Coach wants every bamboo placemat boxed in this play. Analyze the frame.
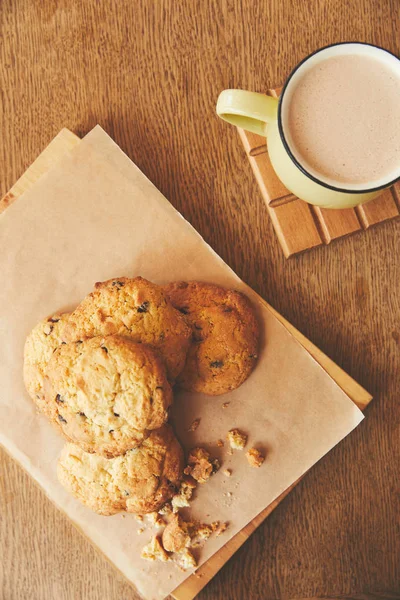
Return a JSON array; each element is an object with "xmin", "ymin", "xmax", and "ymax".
[{"xmin": 238, "ymin": 87, "xmax": 400, "ymax": 258}]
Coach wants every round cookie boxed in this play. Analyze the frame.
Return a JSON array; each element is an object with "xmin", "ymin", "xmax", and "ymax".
[
  {"xmin": 23, "ymin": 312, "xmax": 71, "ymax": 415},
  {"xmin": 44, "ymin": 335, "xmax": 173, "ymax": 457},
  {"xmin": 164, "ymin": 281, "xmax": 259, "ymax": 395},
  {"xmin": 57, "ymin": 425, "xmax": 184, "ymax": 515},
  {"xmin": 60, "ymin": 277, "xmax": 191, "ymax": 381}
]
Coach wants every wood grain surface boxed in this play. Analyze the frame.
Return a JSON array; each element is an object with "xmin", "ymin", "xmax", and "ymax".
[{"xmin": 0, "ymin": 1, "xmax": 399, "ymax": 599}]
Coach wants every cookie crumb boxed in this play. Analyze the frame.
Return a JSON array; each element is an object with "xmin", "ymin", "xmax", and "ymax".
[
  {"xmin": 223, "ymin": 468, "xmax": 232, "ymax": 477},
  {"xmin": 171, "ymin": 477, "xmax": 197, "ymax": 512},
  {"xmin": 222, "ymin": 402, "xmax": 230, "ymax": 408},
  {"xmin": 137, "ymin": 528, "xmax": 144, "ymax": 534},
  {"xmin": 175, "ymin": 548, "xmax": 197, "ymax": 570},
  {"xmin": 212, "ymin": 521, "xmax": 228, "ymax": 536},
  {"xmin": 147, "ymin": 512, "xmax": 164, "ymax": 527},
  {"xmin": 158, "ymin": 502, "xmax": 172, "ymax": 516},
  {"xmin": 191, "ymin": 522, "xmax": 213, "ymax": 545},
  {"xmin": 184, "ymin": 447, "xmax": 219, "ymax": 483},
  {"xmin": 135, "ymin": 514, "xmax": 144, "ymax": 523},
  {"xmin": 188, "ymin": 418, "xmax": 200, "ymax": 432},
  {"xmin": 246, "ymin": 447, "xmax": 265, "ymax": 468},
  {"xmin": 216, "ymin": 439, "xmax": 224, "ymax": 447},
  {"xmin": 227, "ymin": 428, "xmax": 247, "ymax": 450},
  {"xmin": 141, "ymin": 536, "xmax": 169, "ymax": 562},
  {"xmin": 162, "ymin": 514, "xmax": 191, "ymax": 553}
]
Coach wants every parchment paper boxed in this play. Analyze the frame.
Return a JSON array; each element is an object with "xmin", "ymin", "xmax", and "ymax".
[{"xmin": 0, "ymin": 126, "xmax": 364, "ymax": 600}]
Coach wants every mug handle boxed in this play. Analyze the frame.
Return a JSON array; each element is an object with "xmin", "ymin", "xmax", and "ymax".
[{"xmin": 216, "ymin": 89, "xmax": 278, "ymax": 136}]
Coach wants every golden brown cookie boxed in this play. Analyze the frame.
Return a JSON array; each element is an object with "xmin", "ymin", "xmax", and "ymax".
[
  {"xmin": 164, "ymin": 281, "xmax": 259, "ymax": 395},
  {"xmin": 57, "ymin": 425, "xmax": 184, "ymax": 515},
  {"xmin": 23, "ymin": 313, "xmax": 71, "ymax": 414},
  {"xmin": 61, "ymin": 277, "xmax": 191, "ymax": 381},
  {"xmin": 44, "ymin": 335, "xmax": 173, "ymax": 457}
]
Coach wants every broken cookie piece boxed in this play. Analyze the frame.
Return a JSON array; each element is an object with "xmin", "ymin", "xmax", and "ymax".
[
  {"xmin": 141, "ymin": 536, "xmax": 169, "ymax": 562},
  {"xmin": 188, "ymin": 418, "xmax": 200, "ymax": 432},
  {"xmin": 171, "ymin": 476, "xmax": 197, "ymax": 512},
  {"xmin": 211, "ymin": 521, "xmax": 228, "ymax": 536},
  {"xmin": 147, "ymin": 511, "xmax": 165, "ymax": 527},
  {"xmin": 227, "ymin": 428, "xmax": 247, "ymax": 450},
  {"xmin": 162, "ymin": 514, "xmax": 191, "ymax": 553},
  {"xmin": 246, "ymin": 447, "xmax": 265, "ymax": 467},
  {"xmin": 184, "ymin": 447, "xmax": 220, "ymax": 483},
  {"xmin": 175, "ymin": 548, "xmax": 197, "ymax": 570},
  {"xmin": 158, "ymin": 502, "xmax": 172, "ymax": 516}
]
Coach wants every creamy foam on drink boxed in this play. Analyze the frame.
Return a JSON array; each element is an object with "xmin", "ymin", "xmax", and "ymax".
[{"xmin": 286, "ymin": 54, "xmax": 400, "ymax": 186}]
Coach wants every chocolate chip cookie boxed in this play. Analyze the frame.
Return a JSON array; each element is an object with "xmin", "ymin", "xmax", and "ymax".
[
  {"xmin": 164, "ymin": 281, "xmax": 259, "ymax": 395},
  {"xmin": 45, "ymin": 335, "xmax": 173, "ymax": 457},
  {"xmin": 57, "ymin": 425, "xmax": 184, "ymax": 515},
  {"xmin": 23, "ymin": 312, "xmax": 71, "ymax": 414},
  {"xmin": 61, "ymin": 277, "xmax": 191, "ymax": 381}
]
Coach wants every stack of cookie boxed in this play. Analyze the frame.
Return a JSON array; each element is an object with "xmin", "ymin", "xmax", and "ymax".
[{"xmin": 23, "ymin": 276, "xmax": 259, "ymax": 516}]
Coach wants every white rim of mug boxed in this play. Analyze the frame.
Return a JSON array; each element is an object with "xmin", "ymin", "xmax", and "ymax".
[{"xmin": 278, "ymin": 41, "xmax": 400, "ymax": 194}]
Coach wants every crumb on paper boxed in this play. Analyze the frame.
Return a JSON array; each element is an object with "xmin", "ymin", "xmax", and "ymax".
[
  {"xmin": 175, "ymin": 548, "xmax": 197, "ymax": 570},
  {"xmin": 189, "ymin": 522, "xmax": 213, "ymax": 547},
  {"xmin": 227, "ymin": 428, "xmax": 247, "ymax": 450},
  {"xmin": 137, "ymin": 528, "xmax": 144, "ymax": 535},
  {"xmin": 147, "ymin": 512, "xmax": 164, "ymax": 527},
  {"xmin": 171, "ymin": 477, "xmax": 197, "ymax": 512},
  {"xmin": 121, "ymin": 514, "xmax": 126, "ymax": 519},
  {"xmin": 134, "ymin": 514, "xmax": 143, "ymax": 523},
  {"xmin": 162, "ymin": 514, "xmax": 191, "ymax": 553},
  {"xmin": 141, "ymin": 536, "xmax": 169, "ymax": 562},
  {"xmin": 212, "ymin": 521, "xmax": 228, "ymax": 536},
  {"xmin": 158, "ymin": 502, "xmax": 172, "ymax": 516},
  {"xmin": 223, "ymin": 468, "xmax": 231, "ymax": 477},
  {"xmin": 216, "ymin": 439, "xmax": 224, "ymax": 447},
  {"xmin": 246, "ymin": 447, "xmax": 265, "ymax": 467},
  {"xmin": 184, "ymin": 447, "xmax": 219, "ymax": 483},
  {"xmin": 222, "ymin": 402, "xmax": 230, "ymax": 408},
  {"xmin": 188, "ymin": 418, "xmax": 201, "ymax": 432}
]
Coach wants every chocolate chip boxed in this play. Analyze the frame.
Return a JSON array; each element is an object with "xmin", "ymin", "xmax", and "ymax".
[
  {"xmin": 112, "ymin": 280, "xmax": 124, "ymax": 287},
  {"xmin": 78, "ymin": 412, "xmax": 86, "ymax": 417},
  {"xmin": 210, "ymin": 360, "xmax": 223, "ymax": 368},
  {"xmin": 178, "ymin": 306, "xmax": 189, "ymax": 315},
  {"xmin": 109, "ymin": 429, "xmax": 114, "ymax": 433},
  {"xmin": 137, "ymin": 301, "xmax": 149, "ymax": 313},
  {"xmin": 49, "ymin": 317, "xmax": 60, "ymax": 323},
  {"xmin": 101, "ymin": 346, "xmax": 108, "ymax": 353},
  {"xmin": 113, "ymin": 412, "xmax": 120, "ymax": 417},
  {"xmin": 61, "ymin": 341, "xmax": 66, "ymax": 345},
  {"xmin": 56, "ymin": 394, "xmax": 64, "ymax": 404},
  {"xmin": 123, "ymin": 490, "xmax": 130, "ymax": 496},
  {"xmin": 58, "ymin": 414, "xmax": 67, "ymax": 423},
  {"xmin": 223, "ymin": 306, "xmax": 233, "ymax": 313},
  {"xmin": 149, "ymin": 396, "xmax": 153, "ymax": 405},
  {"xmin": 76, "ymin": 340, "xmax": 83, "ymax": 345}
]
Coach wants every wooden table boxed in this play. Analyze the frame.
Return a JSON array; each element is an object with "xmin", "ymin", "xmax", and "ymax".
[{"xmin": 1, "ymin": 1, "xmax": 399, "ymax": 599}]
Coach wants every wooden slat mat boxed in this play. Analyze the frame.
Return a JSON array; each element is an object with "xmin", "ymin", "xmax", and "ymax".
[{"xmin": 238, "ymin": 87, "xmax": 400, "ymax": 258}]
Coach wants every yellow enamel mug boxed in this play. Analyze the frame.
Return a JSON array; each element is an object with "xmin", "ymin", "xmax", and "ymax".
[{"xmin": 216, "ymin": 42, "xmax": 400, "ymax": 209}]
